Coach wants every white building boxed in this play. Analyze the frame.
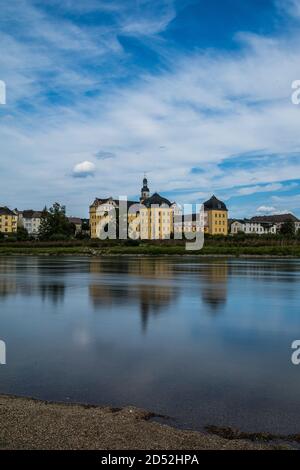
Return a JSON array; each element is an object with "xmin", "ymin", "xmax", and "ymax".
[
  {"xmin": 250, "ymin": 214, "xmax": 300, "ymax": 234},
  {"xmin": 230, "ymin": 219, "xmax": 277, "ymax": 235},
  {"xmin": 17, "ymin": 210, "xmax": 43, "ymax": 236}
]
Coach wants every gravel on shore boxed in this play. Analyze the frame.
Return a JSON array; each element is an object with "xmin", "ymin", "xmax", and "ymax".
[{"xmin": 0, "ymin": 394, "xmax": 286, "ymax": 450}]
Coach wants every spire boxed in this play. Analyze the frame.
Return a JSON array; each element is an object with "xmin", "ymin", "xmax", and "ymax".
[{"xmin": 140, "ymin": 174, "xmax": 150, "ymax": 202}]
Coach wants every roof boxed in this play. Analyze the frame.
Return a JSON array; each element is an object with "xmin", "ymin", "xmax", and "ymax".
[
  {"xmin": 250, "ymin": 213, "xmax": 299, "ymax": 223},
  {"xmin": 90, "ymin": 197, "xmax": 138, "ymax": 209},
  {"xmin": 231, "ymin": 218, "xmax": 249, "ymax": 224},
  {"xmin": 22, "ymin": 210, "xmax": 43, "ymax": 219},
  {"xmin": 203, "ymin": 195, "xmax": 227, "ymax": 211},
  {"xmin": 231, "ymin": 218, "xmax": 276, "ymax": 226},
  {"xmin": 68, "ymin": 217, "xmax": 82, "ymax": 225},
  {"xmin": 143, "ymin": 192, "xmax": 172, "ymax": 208},
  {"xmin": 0, "ymin": 207, "xmax": 16, "ymax": 216}
]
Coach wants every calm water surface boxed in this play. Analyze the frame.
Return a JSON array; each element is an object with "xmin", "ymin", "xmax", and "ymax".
[{"xmin": 0, "ymin": 256, "xmax": 300, "ymax": 433}]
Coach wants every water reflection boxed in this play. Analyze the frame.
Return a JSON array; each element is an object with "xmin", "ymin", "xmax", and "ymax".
[
  {"xmin": 89, "ymin": 258, "xmax": 179, "ymax": 332},
  {"xmin": 1, "ymin": 256, "xmax": 300, "ymax": 435},
  {"xmin": 0, "ymin": 257, "xmax": 66, "ymax": 304},
  {"xmin": 200, "ymin": 263, "xmax": 228, "ymax": 312}
]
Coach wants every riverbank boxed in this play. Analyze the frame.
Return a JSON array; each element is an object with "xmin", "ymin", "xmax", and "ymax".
[
  {"xmin": 0, "ymin": 395, "xmax": 290, "ymax": 450},
  {"xmin": 0, "ymin": 244, "xmax": 299, "ymax": 257}
]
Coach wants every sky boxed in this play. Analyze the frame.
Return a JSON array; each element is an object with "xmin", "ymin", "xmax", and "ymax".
[{"xmin": 0, "ymin": 0, "xmax": 300, "ymax": 218}]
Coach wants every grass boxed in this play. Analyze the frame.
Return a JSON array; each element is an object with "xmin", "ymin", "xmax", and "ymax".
[{"xmin": 0, "ymin": 243, "xmax": 299, "ymax": 257}]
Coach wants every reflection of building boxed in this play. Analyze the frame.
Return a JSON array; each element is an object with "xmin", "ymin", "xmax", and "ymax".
[
  {"xmin": 0, "ymin": 257, "xmax": 65, "ymax": 304},
  {"xmin": 201, "ymin": 262, "xmax": 228, "ymax": 311},
  {"xmin": 89, "ymin": 258, "xmax": 178, "ymax": 332},
  {"xmin": 0, "ymin": 207, "xmax": 17, "ymax": 234},
  {"xmin": 203, "ymin": 195, "xmax": 228, "ymax": 235},
  {"xmin": 89, "ymin": 177, "xmax": 174, "ymax": 240}
]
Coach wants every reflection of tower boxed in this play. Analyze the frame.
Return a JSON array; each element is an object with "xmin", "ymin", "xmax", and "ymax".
[
  {"xmin": 201, "ymin": 262, "xmax": 228, "ymax": 312},
  {"xmin": 136, "ymin": 258, "xmax": 177, "ymax": 333},
  {"xmin": 140, "ymin": 175, "xmax": 150, "ymax": 203},
  {"xmin": 88, "ymin": 258, "xmax": 179, "ymax": 333}
]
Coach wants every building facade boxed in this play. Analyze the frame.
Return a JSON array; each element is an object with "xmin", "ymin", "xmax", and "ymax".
[
  {"xmin": 68, "ymin": 217, "xmax": 83, "ymax": 236},
  {"xmin": 173, "ymin": 211, "xmax": 203, "ymax": 235},
  {"xmin": 203, "ymin": 195, "xmax": 228, "ymax": 235},
  {"xmin": 139, "ymin": 192, "xmax": 173, "ymax": 240},
  {"xmin": 230, "ymin": 213, "xmax": 300, "ymax": 235},
  {"xmin": 17, "ymin": 210, "xmax": 42, "ymax": 236},
  {"xmin": 89, "ymin": 197, "xmax": 138, "ymax": 239},
  {"xmin": 0, "ymin": 207, "xmax": 18, "ymax": 234},
  {"xmin": 250, "ymin": 214, "xmax": 299, "ymax": 233},
  {"xmin": 90, "ymin": 177, "xmax": 174, "ymax": 240},
  {"xmin": 230, "ymin": 219, "xmax": 277, "ymax": 235}
]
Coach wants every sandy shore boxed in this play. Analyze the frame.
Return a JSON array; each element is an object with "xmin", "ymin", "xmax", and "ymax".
[{"xmin": 0, "ymin": 394, "xmax": 289, "ymax": 450}]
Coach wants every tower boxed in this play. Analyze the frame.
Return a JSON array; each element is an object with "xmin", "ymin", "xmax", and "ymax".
[{"xmin": 140, "ymin": 175, "xmax": 150, "ymax": 202}]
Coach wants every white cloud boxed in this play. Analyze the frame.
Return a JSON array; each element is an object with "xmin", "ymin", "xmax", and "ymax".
[
  {"xmin": 256, "ymin": 206, "xmax": 277, "ymax": 214},
  {"xmin": 72, "ymin": 161, "xmax": 95, "ymax": 178}
]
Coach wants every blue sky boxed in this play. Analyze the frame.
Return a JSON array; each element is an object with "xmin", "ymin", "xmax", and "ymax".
[{"xmin": 0, "ymin": 0, "xmax": 300, "ymax": 217}]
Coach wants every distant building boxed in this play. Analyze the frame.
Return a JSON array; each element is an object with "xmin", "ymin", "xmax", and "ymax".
[
  {"xmin": 0, "ymin": 207, "xmax": 18, "ymax": 234},
  {"xmin": 203, "ymin": 195, "xmax": 228, "ymax": 235},
  {"xmin": 17, "ymin": 210, "xmax": 42, "ymax": 236},
  {"xmin": 250, "ymin": 214, "xmax": 300, "ymax": 233},
  {"xmin": 230, "ymin": 219, "xmax": 277, "ymax": 235},
  {"xmin": 230, "ymin": 213, "xmax": 300, "ymax": 235},
  {"xmin": 68, "ymin": 217, "xmax": 83, "ymax": 235},
  {"xmin": 81, "ymin": 219, "xmax": 90, "ymax": 235}
]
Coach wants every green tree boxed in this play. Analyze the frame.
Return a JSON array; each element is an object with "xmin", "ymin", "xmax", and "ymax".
[
  {"xmin": 280, "ymin": 220, "xmax": 295, "ymax": 237},
  {"xmin": 38, "ymin": 203, "xmax": 74, "ymax": 240},
  {"xmin": 16, "ymin": 226, "xmax": 29, "ymax": 241}
]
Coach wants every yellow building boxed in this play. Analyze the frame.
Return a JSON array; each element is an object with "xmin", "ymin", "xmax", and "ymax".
[
  {"xmin": 139, "ymin": 192, "xmax": 173, "ymax": 240},
  {"xmin": 89, "ymin": 177, "xmax": 174, "ymax": 240},
  {"xmin": 203, "ymin": 195, "xmax": 228, "ymax": 235},
  {"xmin": 137, "ymin": 177, "xmax": 173, "ymax": 239},
  {"xmin": 0, "ymin": 207, "xmax": 18, "ymax": 234},
  {"xmin": 89, "ymin": 197, "xmax": 138, "ymax": 239}
]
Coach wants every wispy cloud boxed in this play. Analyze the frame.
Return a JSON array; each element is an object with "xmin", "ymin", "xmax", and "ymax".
[
  {"xmin": 236, "ymin": 182, "xmax": 298, "ymax": 196},
  {"xmin": 95, "ymin": 150, "xmax": 116, "ymax": 160}
]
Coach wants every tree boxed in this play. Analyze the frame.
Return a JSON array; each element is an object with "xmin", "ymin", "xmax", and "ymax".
[
  {"xmin": 280, "ymin": 220, "xmax": 295, "ymax": 237},
  {"xmin": 38, "ymin": 203, "xmax": 74, "ymax": 240},
  {"xmin": 38, "ymin": 206, "xmax": 51, "ymax": 240},
  {"xmin": 16, "ymin": 226, "xmax": 29, "ymax": 241}
]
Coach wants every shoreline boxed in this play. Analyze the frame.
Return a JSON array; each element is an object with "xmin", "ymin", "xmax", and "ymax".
[
  {"xmin": 0, "ymin": 394, "xmax": 291, "ymax": 450},
  {"xmin": 0, "ymin": 247, "xmax": 299, "ymax": 258}
]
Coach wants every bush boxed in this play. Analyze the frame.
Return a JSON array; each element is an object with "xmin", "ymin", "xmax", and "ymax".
[{"xmin": 49, "ymin": 233, "xmax": 70, "ymax": 241}]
